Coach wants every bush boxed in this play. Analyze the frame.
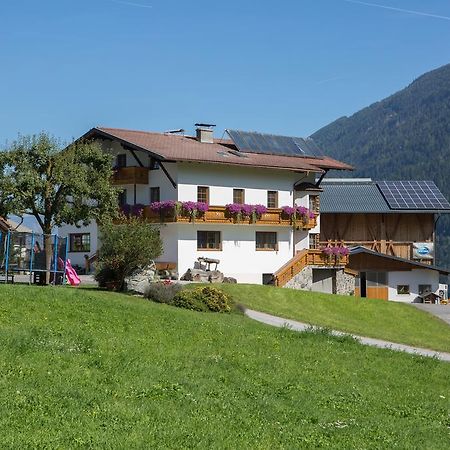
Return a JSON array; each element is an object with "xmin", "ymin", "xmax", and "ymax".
[
  {"xmin": 95, "ymin": 216, "xmax": 163, "ymax": 291},
  {"xmin": 95, "ymin": 265, "xmax": 120, "ymax": 288},
  {"xmin": 172, "ymin": 286, "xmax": 233, "ymax": 313},
  {"xmin": 145, "ymin": 282, "xmax": 183, "ymax": 304}
]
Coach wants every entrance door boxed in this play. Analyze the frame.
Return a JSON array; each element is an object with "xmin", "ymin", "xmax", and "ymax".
[{"xmin": 360, "ymin": 272, "xmax": 367, "ymax": 297}]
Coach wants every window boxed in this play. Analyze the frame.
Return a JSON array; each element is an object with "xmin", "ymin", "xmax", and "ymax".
[
  {"xmin": 149, "ymin": 157, "xmax": 160, "ymax": 170},
  {"xmin": 256, "ymin": 232, "xmax": 277, "ymax": 251},
  {"xmin": 150, "ymin": 187, "xmax": 160, "ymax": 203},
  {"xmin": 267, "ymin": 191, "xmax": 278, "ymax": 208},
  {"xmin": 70, "ymin": 233, "xmax": 91, "ymax": 252},
  {"xmin": 197, "ymin": 186, "xmax": 209, "ymax": 204},
  {"xmin": 419, "ymin": 284, "xmax": 432, "ymax": 295},
  {"xmin": 367, "ymin": 272, "xmax": 387, "ymax": 287},
  {"xmin": 197, "ymin": 231, "xmax": 221, "ymax": 250},
  {"xmin": 233, "ymin": 188, "xmax": 245, "ymax": 204},
  {"xmin": 309, "ymin": 233, "xmax": 320, "ymax": 249},
  {"xmin": 397, "ymin": 285, "xmax": 410, "ymax": 295},
  {"xmin": 116, "ymin": 154, "xmax": 126, "ymax": 168},
  {"xmin": 309, "ymin": 195, "xmax": 320, "ymax": 214},
  {"xmin": 118, "ymin": 190, "xmax": 127, "ymax": 206}
]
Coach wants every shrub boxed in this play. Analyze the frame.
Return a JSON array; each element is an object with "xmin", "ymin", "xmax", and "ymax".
[
  {"xmin": 172, "ymin": 290, "xmax": 209, "ymax": 312},
  {"xmin": 95, "ymin": 216, "xmax": 163, "ymax": 291},
  {"xmin": 172, "ymin": 286, "xmax": 233, "ymax": 313},
  {"xmin": 145, "ymin": 282, "xmax": 183, "ymax": 304}
]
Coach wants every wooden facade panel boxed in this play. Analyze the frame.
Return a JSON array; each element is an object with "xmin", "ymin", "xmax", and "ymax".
[
  {"xmin": 320, "ymin": 213, "xmax": 434, "ymax": 261},
  {"xmin": 366, "ymin": 287, "xmax": 388, "ymax": 301}
]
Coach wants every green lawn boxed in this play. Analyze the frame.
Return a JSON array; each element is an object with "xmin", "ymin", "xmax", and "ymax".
[
  {"xmin": 208, "ymin": 284, "xmax": 450, "ymax": 353},
  {"xmin": 0, "ymin": 285, "xmax": 449, "ymax": 448}
]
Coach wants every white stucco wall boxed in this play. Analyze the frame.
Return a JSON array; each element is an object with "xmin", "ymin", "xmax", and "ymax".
[
  {"xmin": 57, "ymin": 222, "xmax": 99, "ymax": 268},
  {"xmin": 175, "ymin": 223, "xmax": 294, "ymax": 284},
  {"xmin": 387, "ymin": 269, "xmax": 440, "ymax": 302},
  {"xmin": 177, "ymin": 162, "xmax": 305, "ymax": 206}
]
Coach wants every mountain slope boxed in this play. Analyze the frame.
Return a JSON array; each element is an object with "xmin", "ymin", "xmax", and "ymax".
[{"xmin": 312, "ymin": 63, "xmax": 450, "ymax": 267}]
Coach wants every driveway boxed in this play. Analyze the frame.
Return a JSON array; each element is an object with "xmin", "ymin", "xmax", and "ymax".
[{"xmin": 412, "ymin": 304, "xmax": 450, "ymax": 326}]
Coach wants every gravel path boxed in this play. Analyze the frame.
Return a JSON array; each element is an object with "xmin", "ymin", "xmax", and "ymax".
[{"xmin": 244, "ymin": 309, "xmax": 450, "ymax": 362}]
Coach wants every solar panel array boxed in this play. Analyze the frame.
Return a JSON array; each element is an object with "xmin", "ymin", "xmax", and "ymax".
[
  {"xmin": 377, "ymin": 181, "xmax": 450, "ymax": 210},
  {"xmin": 226, "ymin": 129, "xmax": 323, "ymax": 158}
]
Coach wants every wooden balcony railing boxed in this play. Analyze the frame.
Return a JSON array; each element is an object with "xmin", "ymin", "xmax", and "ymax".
[
  {"xmin": 142, "ymin": 205, "xmax": 317, "ymax": 229},
  {"xmin": 274, "ymin": 249, "xmax": 349, "ymax": 287},
  {"xmin": 112, "ymin": 167, "xmax": 149, "ymax": 185},
  {"xmin": 319, "ymin": 239, "xmax": 429, "ymax": 263}
]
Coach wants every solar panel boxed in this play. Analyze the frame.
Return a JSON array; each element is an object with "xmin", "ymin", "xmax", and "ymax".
[
  {"xmin": 377, "ymin": 181, "xmax": 450, "ymax": 210},
  {"xmin": 226, "ymin": 130, "xmax": 323, "ymax": 158}
]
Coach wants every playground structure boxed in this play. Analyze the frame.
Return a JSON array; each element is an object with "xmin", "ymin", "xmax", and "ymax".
[{"xmin": 0, "ymin": 230, "xmax": 78, "ymax": 285}]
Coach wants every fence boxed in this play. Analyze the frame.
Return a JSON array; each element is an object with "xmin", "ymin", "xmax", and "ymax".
[{"xmin": 0, "ymin": 230, "xmax": 68, "ymax": 284}]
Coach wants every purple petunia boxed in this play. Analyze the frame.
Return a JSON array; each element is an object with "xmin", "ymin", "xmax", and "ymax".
[
  {"xmin": 132, "ymin": 203, "xmax": 145, "ymax": 216},
  {"xmin": 254, "ymin": 204, "xmax": 268, "ymax": 216},
  {"xmin": 338, "ymin": 246, "xmax": 349, "ymax": 256},
  {"xmin": 181, "ymin": 201, "xmax": 197, "ymax": 213},
  {"xmin": 195, "ymin": 202, "xmax": 209, "ymax": 213},
  {"xmin": 226, "ymin": 203, "xmax": 244, "ymax": 214},
  {"xmin": 241, "ymin": 204, "xmax": 254, "ymax": 216},
  {"xmin": 322, "ymin": 247, "xmax": 333, "ymax": 256},
  {"xmin": 281, "ymin": 206, "xmax": 296, "ymax": 217}
]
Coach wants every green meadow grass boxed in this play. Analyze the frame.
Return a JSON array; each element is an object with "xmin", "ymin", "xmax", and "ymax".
[
  {"xmin": 215, "ymin": 284, "xmax": 450, "ymax": 353},
  {"xmin": 0, "ymin": 284, "xmax": 449, "ymax": 448}
]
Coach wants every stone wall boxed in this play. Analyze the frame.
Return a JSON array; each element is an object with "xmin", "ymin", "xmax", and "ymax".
[
  {"xmin": 284, "ymin": 266, "xmax": 313, "ymax": 290},
  {"xmin": 283, "ymin": 266, "xmax": 355, "ymax": 296},
  {"xmin": 336, "ymin": 269, "xmax": 355, "ymax": 296}
]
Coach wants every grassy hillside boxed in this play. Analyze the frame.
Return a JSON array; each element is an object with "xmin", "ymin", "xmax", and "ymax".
[
  {"xmin": 216, "ymin": 284, "xmax": 450, "ymax": 353},
  {"xmin": 312, "ymin": 63, "xmax": 450, "ymax": 268},
  {"xmin": 0, "ymin": 285, "xmax": 449, "ymax": 448}
]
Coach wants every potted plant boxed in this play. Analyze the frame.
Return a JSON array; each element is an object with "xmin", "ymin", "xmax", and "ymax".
[{"xmin": 321, "ymin": 246, "xmax": 334, "ymax": 264}]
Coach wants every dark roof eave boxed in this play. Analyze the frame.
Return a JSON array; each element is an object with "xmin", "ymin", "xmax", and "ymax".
[
  {"xmin": 349, "ymin": 246, "xmax": 450, "ymax": 275},
  {"xmin": 82, "ymin": 128, "xmax": 167, "ymax": 161}
]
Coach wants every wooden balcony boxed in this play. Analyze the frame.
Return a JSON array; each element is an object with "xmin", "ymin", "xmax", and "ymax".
[
  {"xmin": 274, "ymin": 249, "xmax": 349, "ymax": 287},
  {"xmin": 142, "ymin": 205, "xmax": 317, "ymax": 229},
  {"xmin": 112, "ymin": 167, "xmax": 149, "ymax": 185},
  {"xmin": 319, "ymin": 240, "xmax": 431, "ymax": 263}
]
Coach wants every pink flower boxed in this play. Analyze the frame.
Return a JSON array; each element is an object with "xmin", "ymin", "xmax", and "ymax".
[
  {"xmin": 195, "ymin": 202, "xmax": 209, "ymax": 213},
  {"xmin": 226, "ymin": 203, "xmax": 244, "ymax": 214},
  {"xmin": 182, "ymin": 201, "xmax": 197, "ymax": 213},
  {"xmin": 254, "ymin": 204, "xmax": 267, "ymax": 216},
  {"xmin": 338, "ymin": 246, "xmax": 349, "ymax": 256},
  {"xmin": 322, "ymin": 247, "xmax": 333, "ymax": 256},
  {"xmin": 241, "ymin": 204, "xmax": 254, "ymax": 216},
  {"xmin": 281, "ymin": 206, "xmax": 296, "ymax": 216}
]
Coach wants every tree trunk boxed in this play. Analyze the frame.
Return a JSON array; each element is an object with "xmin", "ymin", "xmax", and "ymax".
[{"xmin": 44, "ymin": 228, "xmax": 53, "ymax": 285}]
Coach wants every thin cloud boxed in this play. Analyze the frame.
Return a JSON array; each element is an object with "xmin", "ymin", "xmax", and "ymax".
[
  {"xmin": 315, "ymin": 76, "xmax": 345, "ymax": 85},
  {"xmin": 108, "ymin": 0, "xmax": 153, "ymax": 8},
  {"xmin": 342, "ymin": 0, "xmax": 450, "ymax": 22}
]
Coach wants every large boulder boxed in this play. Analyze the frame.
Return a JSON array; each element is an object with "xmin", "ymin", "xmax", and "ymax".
[
  {"xmin": 125, "ymin": 265, "xmax": 157, "ymax": 294},
  {"xmin": 181, "ymin": 269, "xmax": 224, "ymax": 283}
]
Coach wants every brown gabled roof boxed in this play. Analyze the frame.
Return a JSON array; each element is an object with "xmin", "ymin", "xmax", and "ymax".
[{"xmin": 82, "ymin": 127, "xmax": 352, "ymax": 173}]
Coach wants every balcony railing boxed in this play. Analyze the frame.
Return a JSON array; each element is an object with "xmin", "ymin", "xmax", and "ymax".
[
  {"xmin": 112, "ymin": 167, "xmax": 149, "ymax": 185},
  {"xmin": 142, "ymin": 205, "xmax": 317, "ymax": 229},
  {"xmin": 274, "ymin": 249, "xmax": 349, "ymax": 287}
]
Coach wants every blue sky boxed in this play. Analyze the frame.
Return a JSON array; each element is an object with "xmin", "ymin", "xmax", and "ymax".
[{"xmin": 1, "ymin": 0, "xmax": 450, "ymax": 143}]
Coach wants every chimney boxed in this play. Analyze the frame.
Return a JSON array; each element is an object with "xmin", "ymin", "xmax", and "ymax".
[{"xmin": 195, "ymin": 123, "xmax": 215, "ymax": 143}]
